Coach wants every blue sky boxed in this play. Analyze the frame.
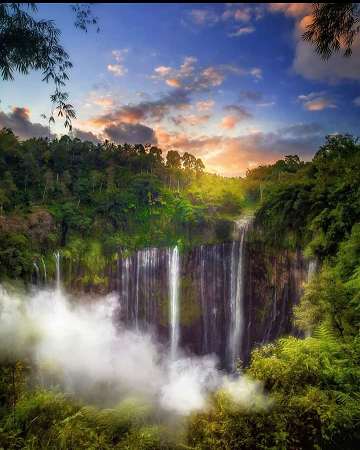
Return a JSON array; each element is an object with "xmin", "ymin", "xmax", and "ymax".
[{"xmin": 1, "ymin": 3, "xmax": 359, "ymax": 176}]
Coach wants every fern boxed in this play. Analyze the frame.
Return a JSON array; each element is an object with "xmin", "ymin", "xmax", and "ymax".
[
  {"xmin": 313, "ymin": 324, "xmax": 342, "ymax": 356},
  {"xmin": 344, "ymin": 265, "xmax": 360, "ymax": 290},
  {"xmin": 114, "ymin": 396, "xmax": 151, "ymax": 425},
  {"xmin": 78, "ymin": 396, "xmax": 151, "ymax": 439}
]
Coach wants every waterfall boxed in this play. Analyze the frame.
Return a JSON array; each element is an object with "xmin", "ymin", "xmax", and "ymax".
[
  {"xmin": 114, "ymin": 218, "xmax": 252, "ymax": 366},
  {"xmin": 121, "ymin": 255, "xmax": 131, "ymax": 325},
  {"xmin": 41, "ymin": 256, "xmax": 47, "ymax": 285},
  {"xmin": 307, "ymin": 259, "xmax": 317, "ymax": 281},
  {"xmin": 135, "ymin": 251, "xmax": 140, "ymax": 329},
  {"xmin": 263, "ymin": 258, "xmax": 278, "ymax": 345},
  {"xmin": 54, "ymin": 250, "xmax": 60, "ymax": 291},
  {"xmin": 117, "ymin": 248, "xmax": 166, "ymax": 330},
  {"xmin": 199, "ymin": 246, "xmax": 209, "ymax": 354},
  {"xmin": 33, "ymin": 262, "xmax": 40, "ymax": 287},
  {"xmin": 169, "ymin": 246, "xmax": 180, "ymax": 360},
  {"xmin": 228, "ymin": 220, "xmax": 248, "ymax": 369}
]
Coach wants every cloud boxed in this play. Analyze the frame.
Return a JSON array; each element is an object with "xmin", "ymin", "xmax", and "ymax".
[
  {"xmin": 269, "ymin": 4, "xmax": 360, "ymax": 83},
  {"xmin": 293, "ymin": 34, "xmax": 360, "ymax": 82},
  {"xmin": 279, "ymin": 122, "xmax": 324, "ymax": 137},
  {"xmin": 192, "ymin": 65, "xmax": 247, "ymax": 90},
  {"xmin": 298, "ymin": 92, "xmax": 337, "ymax": 110},
  {"xmin": 229, "ymin": 27, "xmax": 255, "ymax": 37},
  {"xmin": 224, "ymin": 104, "xmax": 252, "ymax": 120},
  {"xmin": 155, "ymin": 121, "xmax": 325, "ymax": 176},
  {"xmin": 72, "ymin": 129, "xmax": 101, "ymax": 144},
  {"xmin": 354, "ymin": 96, "xmax": 360, "ymax": 106},
  {"xmin": 149, "ymin": 57, "xmax": 198, "ymax": 88},
  {"xmin": 112, "ymin": 48, "xmax": 129, "ymax": 62},
  {"xmin": 107, "ymin": 64, "xmax": 128, "ymax": 76},
  {"xmin": 250, "ymin": 68, "xmax": 262, "ymax": 79},
  {"xmin": 93, "ymin": 97, "xmax": 114, "ymax": 107},
  {"xmin": 222, "ymin": 6, "xmax": 252, "ymax": 22},
  {"xmin": 199, "ymin": 67, "xmax": 225, "ymax": 86},
  {"xmin": 180, "ymin": 57, "xmax": 197, "ymax": 77},
  {"xmin": 238, "ymin": 91, "xmax": 262, "ymax": 102},
  {"xmin": 89, "ymin": 90, "xmax": 191, "ymax": 127},
  {"xmin": 171, "ymin": 114, "xmax": 211, "ymax": 127},
  {"xmin": 136, "ymin": 92, "xmax": 152, "ymax": 100},
  {"xmin": 268, "ymin": 3, "xmax": 310, "ymax": 17},
  {"xmin": 155, "ymin": 66, "xmax": 172, "ymax": 77},
  {"xmin": 257, "ymin": 102, "xmax": 275, "ymax": 107},
  {"xmin": 234, "ymin": 8, "xmax": 251, "ymax": 22},
  {"xmin": 196, "ymin": 100, "xmax": 215, "ymax": 110},
  {"xmin": 148, "ymin": 58, "xmax": 248, "ymax": 91},
  {"xmin": 0, "ymin": 107, "xmax": 54, "ymax": 140},
  {"xmin": 217, "ymin": 116, "xmax": 243, "ymax": 130},
  {"xmin": 166, "ymin": 78, "xmax": 182, "ymax": 88},
  {"xmin": 189, "ymin": 9, "xmax": 219, "ymax": 25},
  {"xmin": 217, "ymin": 104, "xmax": 251, "ymax": 130},
  {"xmin": 104, "ymin": 122, "xmax": 156, "ymax": 145}
]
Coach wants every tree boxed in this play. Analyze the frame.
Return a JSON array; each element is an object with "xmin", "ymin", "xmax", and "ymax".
[
  {"xmin": 303, "ymin": 3, "xmax": 360, "ymax": 59},
  {"xmin": 42, "ymin": 170, "xmax": 55, "ymax": 200},
  {"xmin": 166, "ymin": 150, "xmax": 181, "ymax": 169},
  {"xmin": 0, "ymin": 3, "xmax": 99, "ymax": 130},
  {"xmin": 0, "ymin": 187, "xmax": 10, "ymax": 215},
  {"xmin": 194, "ymin": 158, "xmax": 205, "ymax": 174},
  {"xmin": 182, "ymin": 152, "xmax": 197, "ymax": 172}
]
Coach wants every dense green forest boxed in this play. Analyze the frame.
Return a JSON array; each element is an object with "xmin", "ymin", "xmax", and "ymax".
[
  {"xmin": 0, "ymin": 131, "xmax": 360, "ymax": 449},
  {"xmin": 0, "ymin": 127, "xmax": 245, "ymax": 285}
]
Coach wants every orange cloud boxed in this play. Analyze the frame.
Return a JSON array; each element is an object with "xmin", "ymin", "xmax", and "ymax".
[
  {"xmin": 108, "ymin": 64, "xmax": 128, "ymax": 76},
  {"xmin": 298, "ymin": 92, "xmax": 337, "ymax": 110},
  {"xmin": 155, "ymin": 66, "xmax": 172, "ymax": 76},
  {"xmin": 272, "ymin": 4, "xmax": 360, "ymax": 82},
  {"xmin": 93, "ymin": 98, "xmax": 114, "ymax": 106},
  {"xmin": 234, "ymin": 8, "xmax": 251, "ymax": 22},
  {"xmin": 217, "ymin": 115, "xmax": 242, "ymax": 130},
  {"xmin": 269, "ymin": 3, "xmax": 310, "ymax": 17},
  {"xmin": 172, "ymin": 114, "xmax": 211, "ymax": 126},
  {"xmin": 196, "ymin": 100, "xmax": 215, "ymax": 110},
  {"xmin": 166, "ymin": 78, "xmax": 182, "ymax": 88},
  {"xmin": 305, "ymin": 99, "xmax": 337, "ymax": 111},
  {"xmin": 155, "ymin": 123, "xmax": 323, "ymax": 176},
  {"xmin": 202, "ymin": 67, "xmax": 225, "ymax": 86}
]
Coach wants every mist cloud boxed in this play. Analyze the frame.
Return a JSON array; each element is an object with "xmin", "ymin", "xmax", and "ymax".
[{"xmin": 0, "ymin": 284, "xmax": 271, "ymax": 416}]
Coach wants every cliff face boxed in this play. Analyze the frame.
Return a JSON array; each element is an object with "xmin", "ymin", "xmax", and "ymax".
[
  {"xmin": 242, "ymin": 245, "xmax": 307, "ymax": 364},
  {"xmin": 165, "ymin": 241, "xmax": 307, "ymax": 368},
  {"xmin": 37, "ymin": 230, "xmax": 309, "ymax": 369}
]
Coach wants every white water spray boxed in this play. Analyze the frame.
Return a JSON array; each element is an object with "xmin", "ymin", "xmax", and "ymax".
[{"xmin": 0, "ymin": 283, "xmax": 271, "ymax": 415}]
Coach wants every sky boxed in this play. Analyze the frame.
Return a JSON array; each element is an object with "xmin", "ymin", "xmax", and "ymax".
[{"xmin": 1, "ymin": 3, "xmax": 360, "ymax": 176}]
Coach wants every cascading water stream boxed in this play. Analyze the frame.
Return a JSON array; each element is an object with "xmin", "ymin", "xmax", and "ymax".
[
  {"xmin": 41, "ymin": 256, "xmax": 47, "ymax": 285},
  {"xmin": 33, "ymin": 262, "xmax": 40, "ymax": 287},
  {"xmin": 54, "ymin": 250, "xmax": 61, "ymax": 292},
  {"xmin": 169, "ymin": 246, "xmax": 180, "ymax": 360},
  {"xmin": 228, "ymin": 219, "xmax": 248, "ymax": 368},
  {"xmin": 135, "ymin": 251, "xmax": 140, "ymax": 329},
  {"xmin": 307, "ymin": 259, "xmax": 318, "ymax": 281},
  {"xmin": 118, "ymin": 248, "xmax": 166, "ymax": 330}
]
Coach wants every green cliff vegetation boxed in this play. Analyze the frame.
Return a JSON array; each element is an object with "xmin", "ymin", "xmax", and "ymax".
[{"xmin": 0, "ymin": 127, "xmax": 245, "ymax": 285}]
